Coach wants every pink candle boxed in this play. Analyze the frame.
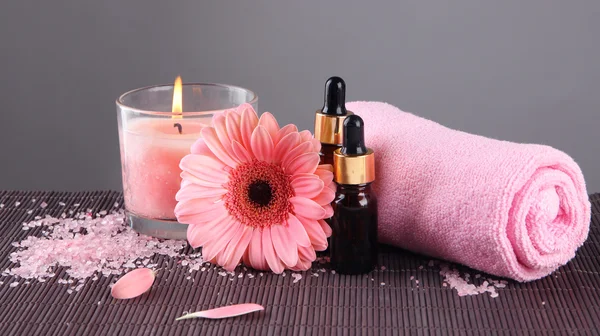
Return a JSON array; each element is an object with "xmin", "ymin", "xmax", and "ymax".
[{"xmin": 121, "ymin": 118, "xmax": 209, "ymax": 219}]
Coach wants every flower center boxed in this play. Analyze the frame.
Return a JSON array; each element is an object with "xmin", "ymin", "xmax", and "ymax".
[
  {"xmin": 224, "ymin": 160, "xmax": 295, "ymax": 228},
  {"xmin": 248, "ymin": 180, "xmax": 272, "ymax": 207}
]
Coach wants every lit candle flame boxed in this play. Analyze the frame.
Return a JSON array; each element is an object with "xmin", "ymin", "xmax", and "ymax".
[{"xmin": 172, "ymin": 76, "xmax": 183, "ymax": 119}]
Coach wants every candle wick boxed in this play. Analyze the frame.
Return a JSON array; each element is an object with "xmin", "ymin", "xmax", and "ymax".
[{"xmin": 173, "ymin": 123, "xmax": 183, "ymax": 134}]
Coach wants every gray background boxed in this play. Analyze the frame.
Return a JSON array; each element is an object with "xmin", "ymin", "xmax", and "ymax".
[{"xmin": 1, "ymin": 0, "xmax": 598, "ymax": 192}]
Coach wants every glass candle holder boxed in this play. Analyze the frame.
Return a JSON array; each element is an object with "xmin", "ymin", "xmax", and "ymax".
[{"xmin": 117, "ymin": 83, "xmax": 257, "ymax": 239}]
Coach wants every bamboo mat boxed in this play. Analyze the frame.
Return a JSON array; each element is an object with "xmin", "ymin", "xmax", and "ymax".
[{"xmin": 0, "ymin": 190, "xmax": 598, "ymax": 335}]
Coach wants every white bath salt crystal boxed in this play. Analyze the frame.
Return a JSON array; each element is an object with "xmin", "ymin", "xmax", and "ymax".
[
  {"xmin": 11, "ymin": 242, "xmax": 20, "ymax": 247},
  {"xmin": 59, "ymin": 202, "xmax": 66, "ymax": 206},
  {"xmin": 201, "ymin": 267, "xmax": 206, "ymax": 272},
  {"xmin": 281, "ymin": 273, "xmax": 286, "ymax": 277},
  {"xmin": 331, "ymin": 270, "xmax": 336, "ymax": 275},
  {"xmin": 442, "ymin": 283, "xmax": 447, "ymax": 287},
  {"xmin": 292, "ymin": 273, "xmax": 302, "ymax": 283},
  {"xmin": 68, "ymin": 210, "xmax": 74, "ymax": 215},
  {"xmin": 371, "ymin": 278, "xmax": 374, "ymax": 281},
  {"xmin": 15, "ymin": 202, "xmax": 21, "ymax": 207},
  {"xmin": 34, "ymin": 216, "xmax": 41, "ymax": 220},
  {"xmin": 542, "ymin": 301, "xmax": 546, "ymax": 305},
  {"xmin": 98, "ymin": 210, "xmax": 107, "ymax": 216},
  {"xmin": 186, "ymin": 276, "xmax": 191, "ymax": 280},
  {"xmin": 380, "ymin": 266, "xmax": 386, "ymax": 271},
  {"xmin": 73, "ymin": 204, "xmax": 80, "ymax": 208},
  {"xmin": 10, "ymin": 282, "xmax": 19, "ymax": 287},
  {"xmin": 61, "ymin": 213, "xmax": 67, "ymax": 218},
  {"xmin": 24, "ymin": 281, "xmax": 30, "ymax": 285},
  {"xmin": 238, "ymin": 273, "xmax": 243, "ymax": 278},
  {"xmin": 415, "ymin": 280, "xmax": 419, "ymax": 284},
  {"xmin": 27, "ymin": 210, "xmax": 33, "ymax": 215},
  {"xmin": 229, "ymin": 278, "xmax": 234, "ymax": 281},
  {"xmin": 97, "ymin": 301, "xmax": 101, "ymax": 305},
  {"xmin": 319, "ymin": 268, "xmax": 326, "ymax": 273},
  {"xmin": 410, "ymin": 276, "xmax": 414, "ymax": 280},
  {"xmin": 380, "ymin": 282, "xmax": 385, "ymax": 286},
  {"xmin": 181, "ymin": 260, "xmax": 189, "ymax": 266},
  {"xmin": 67, "ymin": 289, "xmax": 73, "ymax": 294},
  {"xmin": 114, "ymin": 202, "xmax": 119, "ymax": 208},
  {"xmin": 0, "ymin": 281, "xmax": 3, "ymax": 285},
  {"xmin": 22, "ymin": 227, "xmax": 29, "ymax": 231},
  {"xmin": 494, "ymin": 283, "xmax": 506, "ymax": 288},
  {"xmin": 418, "ymin": 265, "xmax": 424, "ymax": 270},
  {"xmin": 92, "ymin": 276, "xmax": 98, "ymax": 281},
  {"xmin": 490, "ymin": 292, "xmax": 499, "ymax": 298},
  {"xmin": 259, "ymin": 273, "xmax": 264, "ymax": 277},
  {"xmin": 40, "ymin": 202, "xmax": 48, "ymax": 209},
  {"xmin": 312, "ymin": 273, "xmax": 319, "ymax": 277},
  {"xmin": 75, "ymin": 284, "xmax": 84, "ymax": 291},
  {"xmin": 218, "ymin": 271, "xmax": 227, "ymax": 277},
  {"xmin": 0, "ymin": 204, "xmax": 4, "ymax": 208}
]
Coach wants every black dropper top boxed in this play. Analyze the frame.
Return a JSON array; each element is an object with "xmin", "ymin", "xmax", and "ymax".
[
  {"xmin": 341, "ymin": 115, "xmax": 368, "ymax": 155},
  {"xmin": 321, "ymin": 76, "xmax": 348, "ymax": 116}
]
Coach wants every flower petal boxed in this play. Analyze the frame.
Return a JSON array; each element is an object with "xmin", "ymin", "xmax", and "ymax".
[
  {"xmin": 111, "ymin": 268, "xmax": 155, "ymax": 300},
  {"xmin": 231, "ymin": 140, "xmax": 253, "ymax": 163},
  {"xmin": 226, "ymin": 110, "xmax": 242, "ymax": 144},
  {"xmin": 274, "ymin": 132, "xmax": 301, "ymax": 163},
  {"xmin": 286, "ymin": 152, "xmax": 320, "ymax": 175},
  {"xmin": 282, "ymin": 142, "xmax": 315, "ymax": 170},
  {"xmin": 222, "ymin": 226, "xmax": 254, "ymax": 271},
  {"xmin": 180, "ymin": 155, "xmax": 229, "ymax": 184},
  {"xmin": 271, "ymin": 224, "xmax": 298, "ymax": 267},
  {"xmin": 298, "ymin": 245, "xmax": 317, "ymax": 263},
  {"xmin": 201, "ymin": 127, "xmax": 238, "ymax": 168},
  {"xmin": 297, "ymin": 215, "xmax": 328, "ymax": 247},
  {"xmin": 202, "ymin": 219, "xmax": 243, "ymax": 261},
  {"xmin": 291, "ymin": 175, "xmax": 324, "ymax": 199},
  {"xmin": 258, "ymin": 112, "xmax": 280, "ymax": 141},
  {"xmin": 217, "ymin": 224, "xmax": 247, "ymax": 268},
  {"xmin": 290, "ymin": 197, "xmax": 326, "ymax": 219},
  {"xmin": 185, "ymin": 212, "xmax": 231, "ymax": 248},
  {"xmin": 190, "ymin": 138, "xmax": 214, "ymax": 157},
  {"xmin": 274, "ymin": 124, "xmax": 298, "ymax": 144},
  {"xmin": 315, "ymin": 167, "xmax": 334, "ymax": 186},
  {"xmin": 323, "ymin": 204, "xmax": 334, "ymax": 218},
  {"xmin": 312, "ymin": 186, "xmax": 336, "ymax": 206},
  {"xmin": 251, "ymin": 125, "xmax": 274, "ymax": 162},
  {"xmin": 318, "ymin": 219, "xmax": 333, "ymax": 237},
  {"xmin": 248, "ymin": 228, "xmax": 268, "ymax": 270},
  {"xmin": 299, "ymin": 130, "xmax": 313, "ymax": 142},
  {"xmin": 176, "ymin": 184, "xmax": 227, "ymax": 201},
  {"xmin": 176, "ymin": 202, "xmax": 227, "ymax": 226},
  {"xmin": 213, "ymin": 114, "xmax": 237, "ymax": 161},
  {"xmin": 174, "ymin": 196, "xmax": 222, "ymax": 217},
  {"xmin": 287, "ymin": 214, "xmax": 311, "ymax": 247},
  {"xmin": 262, "ymin": 227, "xmax": 285, "ymax": 274},
  {"xmin": 239, "ymin": 105, "xmax": 259, "ymax": 154},
  {"xmin": 310, "ymin": 138, "xmax": 322, "ymax": 152}
]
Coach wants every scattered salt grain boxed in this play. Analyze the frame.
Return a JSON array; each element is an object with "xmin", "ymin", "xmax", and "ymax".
[
  {"xmin": 40, "ymin": 202, "xmax": 48, "ymax": 209},
  {"xmin": 380, "ymin": 282, "xmax": 385, "ymax": 286},
  {"xmin": 97, "ymin": 301, "xmax": 101, "ymax": 305},
  {"xmin": 181, "ymin": 260, "xmax": 189, "ymax": 266},
  {"xmin": 0, "ymin": 281, "xmax": 3, "ymax": 285},
  {"xmin": 15, "ymin": 202, "xmax": 21, "ymax": 207},
  {"xmin": 238, "ymin": 273, "xmax": 243, "ymax": 278},
  {"xmin": 201, "ymin": 267, "xmax": 206, "ymax": 272},
  {"xmin": 32, "ymin": 199, "xmax": 36, "ymax": 203},
  {"xmin": 248, "ymin": 274, "xmax": 254, "ymax": 279},
  {"xmin": 380, "ymin": 266, "xmax": 386, "ymax": 271},
  {"xmin": 259, "ymin": 273, "xmax": 264, "ymax": 277},
  {"xmin": 281, "ymin": 272, "xmax": 286, "ymax": 277},
  {"xmin": 98, "ymin": 210, "xmax": 107, "ymax": 216},
  {"xmin": 10, "ymin": 282, "xmax": 19, "ymax": 287},
  {"xmin": 218, "ymin": 271, "xmax": 227, "ymax": 277},
  {"xmin": 114, "ymin": 202, "xmax": 119, "ymax": 208},
  {"xmin": 542, "ymin": 301, "xmax": 546, "ymax": 305},
  {"xmin": 186, "ymin": 276, "xmax": 191, "ymax": 280},
  {"xmin": 67, "ymin": 289, "xmax": 73, "ymax": 294},
  {"xmin": 439, "ymin": 263, "xmax": 505, "ymax": 298},
  {"xmin": 410, "ymin": 276, "xmax": 414, "ymax": 280},
  {"xmin": 331, "ymin": 270, "xmax": 336, "ymax": 275},
  {"xmin": 319, "ymin": 268, "xmax": 326, "ymax": 273},
  {"xmin": 0, "ymin": 204, "xmax": 4, "ymax": 209},
  {"xmin": 292, "ymin": 273, "xmax": 302, "ymax": 283},
  {"xmin": 418, "ymin": 265, "xmax": 424, "ymax": 270},
  {"xmin": 312, "ymin": 273, "xmax": 319, "ymax": 277},
  {"xmin": 73, "ymin": 203, "xmax": 80, "ymax": 207},
  {"xmin": 59, "ymin": 202, "xmax": 66, "ymax": 206},
  {"xmin": 27, "ymin": 210, "xmax": 33, "ymax": 215}
]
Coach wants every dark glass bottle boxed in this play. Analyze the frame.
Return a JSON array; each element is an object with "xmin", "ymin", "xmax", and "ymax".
[
  {"xmin": 331, "ymin": 115, "xmax": 378, "ymax": 274},
  {"xmin": 331, "ymin": 183, "xmax": 378, "ymax": 274}
]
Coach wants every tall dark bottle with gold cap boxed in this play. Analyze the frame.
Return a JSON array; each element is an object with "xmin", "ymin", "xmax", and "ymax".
[
  {"xmin": 331, "ymin": 115, "xmax": 378, "ymax": 275},
  {"xmin": 314, "ymin": 77, "xmax": 352, "ymax": 166}
]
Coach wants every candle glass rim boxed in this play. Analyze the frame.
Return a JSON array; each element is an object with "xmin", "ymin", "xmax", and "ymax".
[{"xmin": 116, "ymin": 82, "xmax": 258, "ymax": 116}]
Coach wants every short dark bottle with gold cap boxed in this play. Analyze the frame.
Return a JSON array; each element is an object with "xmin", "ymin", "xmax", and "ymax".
[
  {"xmin": 331, "ymin": 115, "xmax": 378, "ymax": 275},
  {"xmin": 314, "ymin": 76, "xmax": 352, "ymax": 166}
]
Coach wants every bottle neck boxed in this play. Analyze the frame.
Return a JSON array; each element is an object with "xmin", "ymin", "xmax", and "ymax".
[{"xmin": 336, "ymin": 183, "xmax": 373, "ymax": 193}]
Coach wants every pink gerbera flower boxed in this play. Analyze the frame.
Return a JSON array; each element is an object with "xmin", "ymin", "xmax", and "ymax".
[{"xmin": 175, "ymin": 103, "xmax": 335, "ymax": 273}]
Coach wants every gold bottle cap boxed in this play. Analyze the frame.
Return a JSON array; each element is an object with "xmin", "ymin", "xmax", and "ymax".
[
  {"xmin": 334, "ymin": 148, "xmax": 375, "ymax": 185},
  {"xmin": 333, "ymin": 115, "xmax": 376, "ymax": 185},
  {"xmin": 314, "ymin": 77, "xmax": 351, "ymax": 145}
]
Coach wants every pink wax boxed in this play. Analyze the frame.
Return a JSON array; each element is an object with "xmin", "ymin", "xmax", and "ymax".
[{"xmin": 121, "ymin": 118, "xmax": 209, "ymax": 219}]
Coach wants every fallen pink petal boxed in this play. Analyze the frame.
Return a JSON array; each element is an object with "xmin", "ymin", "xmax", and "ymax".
[
  {"xmin": 175, "ymin": 303, "xmax": 264, "ymax": 321},
  {"xmin": 111, "ymin": 268, "xmax": 155, "ymax": 300}
]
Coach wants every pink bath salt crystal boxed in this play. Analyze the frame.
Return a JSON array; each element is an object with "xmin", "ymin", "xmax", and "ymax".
[
  {"xmin": 410, "ymin": 276, "xmax": 414, "ymax": 280},
  {"xmin": 418, "ymin": 265, "xmax": 424, "ymax": 270},
  {"xmin": 40, "ymin": 202, "xmax": 48, "ymax": 209},
  {"xmin": 415, "ymin": 280, "xmax": 419, "ymax": 284},
  {"xmin": 292, "ymin": 273, "xmax": 302, "ymax": 283},
  {"xmin": 380, "ymin": 266, "xmax": 386, "ymax": 271},
  {"xmin": 111, "ymin": 268, "xmax": 155, "ymax": 299}
]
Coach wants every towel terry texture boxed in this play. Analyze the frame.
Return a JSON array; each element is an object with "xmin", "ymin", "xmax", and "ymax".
[{"xmin": 346, "ymin": 101, "xmax": 590, "ymax": 282}]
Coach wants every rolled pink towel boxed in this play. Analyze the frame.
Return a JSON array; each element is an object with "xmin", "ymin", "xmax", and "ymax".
[{"xmin": 347, "ymin": 101, "xmax": 590, "ymax": 282}]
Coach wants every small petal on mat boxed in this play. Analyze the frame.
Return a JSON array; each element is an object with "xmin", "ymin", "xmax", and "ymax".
[
  {"xmin": 176, "ymin": 303, "xmax": 264, "ymax": 320},
  {"xmin": 111, "ymin": 268, "xmax": 155, "ymax": 300}
]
